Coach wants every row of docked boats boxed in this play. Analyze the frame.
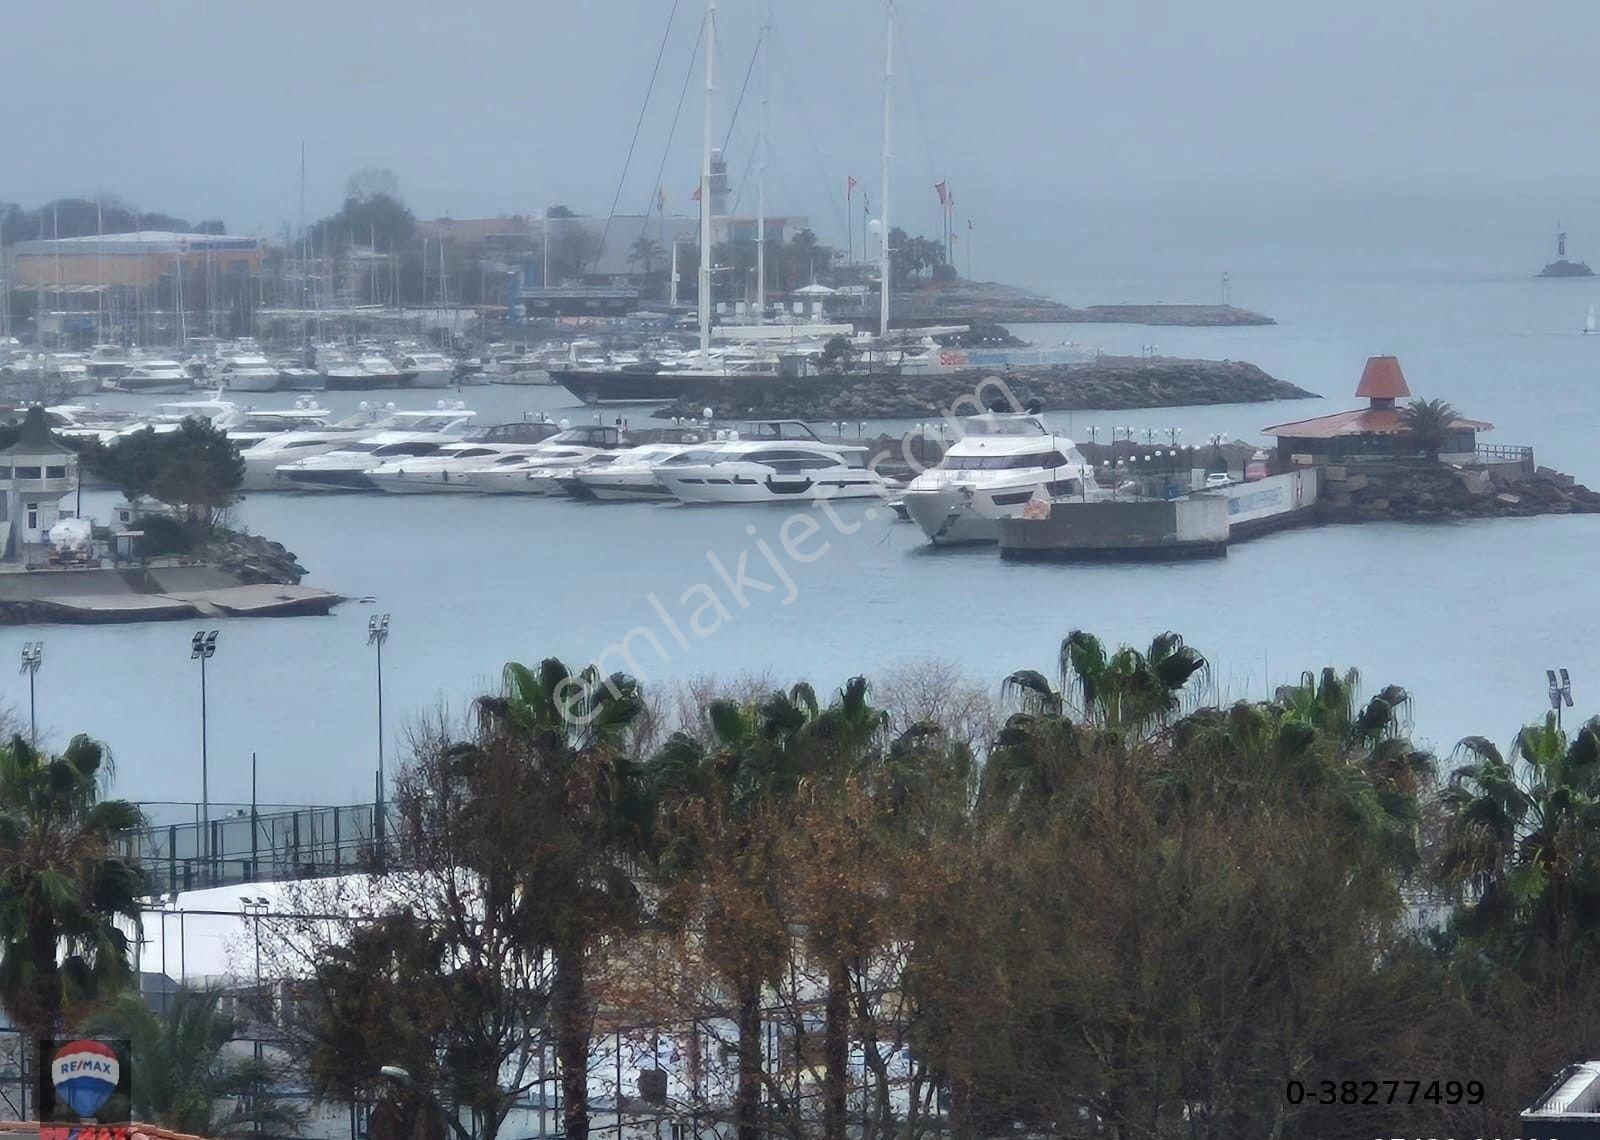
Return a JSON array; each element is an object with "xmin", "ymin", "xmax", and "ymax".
[
  {"xmin": 239, "ymin": 399, "xmax": 1107, "ymax": 532},
  {"xmin": 46, "ymin": 389, "xmax": 1112, "ymax": 539},
  {"xmin": 264, "ymin": 413, "xmax": 889, "ymax": 505}
]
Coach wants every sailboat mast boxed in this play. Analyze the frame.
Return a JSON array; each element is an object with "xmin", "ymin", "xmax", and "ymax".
[
  {"xmin": 878, "ymin": 0, "xmax": 894, "ymax": 340},
  {"xmin": 699, "ymin": 0, "xmax": 716, "ymax": 360},
  {"xmin": 756, "ymin": 0, "xmax": 770, "ymax": 325}
]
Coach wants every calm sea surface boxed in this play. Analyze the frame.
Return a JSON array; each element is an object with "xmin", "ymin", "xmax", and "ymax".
[{"xmin": 32, "ymin": 257, "xmax": 1600, "ymax": 808}]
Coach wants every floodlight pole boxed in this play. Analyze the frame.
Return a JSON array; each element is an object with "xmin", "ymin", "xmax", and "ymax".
[
  {"xmin": 192, "ymin": 630, "xmax": 219, "ymax": 865},
  {"xmin": 19, "ymin": 642, "xmax": 42, "ymax": 747}
]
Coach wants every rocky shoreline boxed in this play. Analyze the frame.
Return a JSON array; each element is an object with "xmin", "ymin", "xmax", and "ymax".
[
  {"xmin": 833, "ymin": 280, "xmax": 1276, "ymax": 327},
  {"xmin": 200, "ymin": 530, "xmax": 309, "ymax": 585},
  {"xmin": 1317, "ymin": 464, "xmax": 1600, "ymax": 522},
  {"xmin": 657, "ymin": 356, "xmax": 1317, "ymax": 421}
]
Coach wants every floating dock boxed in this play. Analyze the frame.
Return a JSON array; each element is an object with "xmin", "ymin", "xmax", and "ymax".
[
  {"xmin": 0, "ymin": 566, "xmax": 341, "ymax": 624},
  {"xmin": 999, "ymin": 470, "xmax": 1319, "ymax": 562}
]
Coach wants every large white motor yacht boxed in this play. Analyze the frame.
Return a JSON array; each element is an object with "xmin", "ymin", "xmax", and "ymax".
[
  {"xmin": 900, "ymin": 412, "xmax": 1102, "ymax": 544},
  {"xmin": 275, "ymin": 407, "xmax": 478, "ymax": 490},
  {"xmin": 117, "ymin": 359, "xmax": 192, "ymax": 394},
  {"xmin": 217, "ymin": 352, "xmax": 281, "ymax": 393},
  {"xmin": 236, "ymin": 404, "xmax": 399, "ymax": 490},
  {"xmin": 365, "ymin": 421, "xmax": 566, "ymax": 493},
  {"xmin": 570, "ymin": 439, "xmax": 716, "ymax": 501},
  {"xmin": 467, "ymin": 425, "xmax": 632, "ymax": 495},
  {"xmin": 652, "ymin": 421, "xmax": 887, "ymax": 504},
  {"xmin": 396, "ymin": 350, "xmax": 455, "ymax": 390}
]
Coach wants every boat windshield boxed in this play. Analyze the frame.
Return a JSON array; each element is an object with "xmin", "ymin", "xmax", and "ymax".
[
  {"xmin": 955, "ymin": 415, "xmax": 1048, "ymax": 437},
  {"xmin": 943, "ymin": 450, "xmax": 1072, "ymax": 471}
]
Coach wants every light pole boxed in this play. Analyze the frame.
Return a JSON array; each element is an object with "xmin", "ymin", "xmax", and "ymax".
[
  {"xmin": 368, "ymin": 613, "xmax": 390, "ymax": 858},
  {"xmin": 379, "ymin": 1065, "xmax": 473, "ymax": 1140},
  {"xmin": 241, "ymin": 896, "xmax": 270, "ymax": 1134},
  {"xmin": 191, "ymin": 630, "xmax": 219, "ymax": 864},
  {"xmin": 18, "ymin": 641, "xmax": 42, "ymax": 746},
  {"xmin": 1548, "ymin": 668, "xmax": 1574, "ymax": 730}
]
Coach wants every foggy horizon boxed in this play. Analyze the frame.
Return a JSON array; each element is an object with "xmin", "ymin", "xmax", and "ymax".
[{"xmin": 8, "ymin": 0, "xmax": 1600, "ymax": 287}]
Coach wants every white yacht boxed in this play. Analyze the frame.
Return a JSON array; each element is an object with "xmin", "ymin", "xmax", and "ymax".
[
  {"xmin": 467, "ymin": 426, "xmax": 632, "ymax": 495},
  {"xmin": 365, "ymin": 421, "xmax": 566, "ymax": 493},
  {"xmin": 900, "ymin": 412, "xmax": 1102, "ymax": 544},
  {"xmin": 570, "ymin": 440, "xmax": 716, "ymax": 501},
  {"xmin": 217, "ymin": 352, "xmax": 281, "ymax": 393},
  {"xmin": 117, "ymin": 359, "xmax": 193, "ymax": 394},
  {"xmin": 85, "ymin": 345, "xmax": 131, "ymax": 381},
  {"xmin": 225, "ymin": 401, "xmax": 338, "ymax": 451},
  {"xmin": 653, "ymin": 421, "xmax": 887, "ymax": 505},
  {"xmin": 237, "ymin": 404, "xmax": 400, "ymax": 490},
  {"xmin": 276, "ymin": 407, "xmax": 478, "ymax": 491},
  {"xmin": 396, "ymin": 350, "xmax": 454, "ymax": 390}
]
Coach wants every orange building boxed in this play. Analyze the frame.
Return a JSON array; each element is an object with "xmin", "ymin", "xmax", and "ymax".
[{"xmin": 8, "ymin": 232, "xmax": 263, "ymax": 289}]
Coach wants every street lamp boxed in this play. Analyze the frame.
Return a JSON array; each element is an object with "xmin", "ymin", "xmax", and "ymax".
[
  {"xmin": 1548, "ymin": 668, "xmax": 1574, "ymax": 730},
  {"xmin": 367, "ymin": 614, "xmax": 391, "ymax": 857},
  {"xmin": 379, "ymin": 1066, "xmax": 472, "ymax": 1140},
  {"xmin": 18, "ymin": 642, "xmax": 42, "ymax": 746},
  {"xmin": 240, "ymin": 896, "xmax": 270, "ymax": 1134},
  {"xmin": 191, "ymin": 630, "xmax": 219, "ymax": 863}
]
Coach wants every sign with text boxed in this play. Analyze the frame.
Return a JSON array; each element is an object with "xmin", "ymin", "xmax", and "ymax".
[{"xmin": 37, "ymin": 1039, "xmax": 131, "ymax": 1126}]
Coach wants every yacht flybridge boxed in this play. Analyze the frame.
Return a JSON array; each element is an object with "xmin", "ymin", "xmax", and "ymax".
[{"xmin": 901, "ymin": 412, "xmax": 1102, "ymax": 544}]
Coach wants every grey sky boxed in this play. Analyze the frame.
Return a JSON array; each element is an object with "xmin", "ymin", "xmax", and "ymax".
[{"xmin": 6, "ymin": 0, "xmax": 1599, "ymax": 277}]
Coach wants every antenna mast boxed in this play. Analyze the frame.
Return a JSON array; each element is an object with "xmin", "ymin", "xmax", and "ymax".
[
  {"xmin": 879, "ymin": 0, "xmax": 894, "ymax": 340},
  {"xmin": 699, "ymin": 0, "xmax": 717, "ymax": 360}
]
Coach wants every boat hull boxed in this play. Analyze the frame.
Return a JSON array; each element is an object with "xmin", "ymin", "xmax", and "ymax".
[
  {"xmin": 659, "ymin": 472, "xmax": 888, "ymax": 505},
  {"xmin": 402, "ymin": 368, "xmax": 453, "ymax": 390},
  {"xmin": 278, "ymin": 467, "xmax": 380, "ymax": 491},
  {"xmin": 367, "ymin": 470, "xmax": 482, "ymax": 493}
]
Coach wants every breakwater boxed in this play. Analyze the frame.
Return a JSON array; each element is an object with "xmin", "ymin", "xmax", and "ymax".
[
  {"xmin": 657, "ymin": 356, "xmax": 1316, "ymax": 421},
  {"xmin": 832, "ymin": 280, "xmax": 1276, "ymax": 326}
]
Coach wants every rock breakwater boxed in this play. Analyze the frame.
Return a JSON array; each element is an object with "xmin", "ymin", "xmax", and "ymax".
[{"xmin": 656, "ymin": 357, "xmax": 1317, "ymax": 421}]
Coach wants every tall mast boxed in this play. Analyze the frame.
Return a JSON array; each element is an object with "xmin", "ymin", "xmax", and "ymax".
[
  {"xmin": 699, "ymin": 0, "xmax": 716, "ymax": 360},
  {"xmin": 756, "ymin": 0, "xmax": 770, "ymax": 325},
  {"xmin": 878, "ymin": 0, "xmax": 894, "ymax": 339}
]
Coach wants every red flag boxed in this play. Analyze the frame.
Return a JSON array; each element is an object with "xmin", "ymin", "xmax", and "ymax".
[
  {"xmin": 847, "ymin": 175, "xmax": 857, "ymax": 198},
  {"xmin": 690, "ymin": 185, "xmax": 702, "ymax": 202},
  {"xmin": 934, "ymin": 180, "xmax": 948, "ymax": 206}
]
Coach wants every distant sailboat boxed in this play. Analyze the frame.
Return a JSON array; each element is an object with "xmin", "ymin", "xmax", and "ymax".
[{"xmin": 1586, "ymin": 303, "xmax": 1596, "ymax": 335}]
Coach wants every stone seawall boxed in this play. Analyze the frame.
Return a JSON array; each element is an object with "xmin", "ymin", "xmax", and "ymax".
[
  {"xmin": 1316, "ymin": 464, "xmax": 1600, "ymax": 521},
  {"xmin": 657, "ymin": 357, "xmax": 1317, "ymax": 421}
]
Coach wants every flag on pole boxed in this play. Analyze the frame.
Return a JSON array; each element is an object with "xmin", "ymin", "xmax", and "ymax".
[
  {"xmin": 934, "ymin": 180, "xmax": 948, "ymax": 207},
  {"xmin": 690, "ymin": 185, "xmax": 702, "ymax": 202},
  {"xmin": 847, "ymin": 175, "xmax": 857, "ymax": 199}
]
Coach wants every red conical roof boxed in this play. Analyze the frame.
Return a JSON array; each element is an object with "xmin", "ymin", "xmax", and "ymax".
[{"xmin": 1355, "ymin": 355, "xmax": 1411, "ymax": 400}]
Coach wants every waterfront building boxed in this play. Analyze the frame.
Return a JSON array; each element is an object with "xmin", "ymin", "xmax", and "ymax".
[
  {"xmin": 0, "ymin": 406, "xmax": 78, "ymax": 563},
  {"xmin": 1262, "ymin": 355, "xmax": 1491, "ymax": 466}
]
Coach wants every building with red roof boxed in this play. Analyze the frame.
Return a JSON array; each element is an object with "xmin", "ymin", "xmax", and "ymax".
[{"xmin": 1262, "ymin": 356, "xmax": 1491, "ymax": 465}]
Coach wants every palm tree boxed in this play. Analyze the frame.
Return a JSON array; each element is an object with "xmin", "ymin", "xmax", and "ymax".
[
  {"xmin": 1399, "ymin": 397, "xmax": 1459, "ymax": 460},
  {"xmin": 627, "ymin": 236, "xmax": 664, "ymax": 276},
  {"xmin": 1441, "ymin": 714, "xmax": 1600, "ymax": 949},
  {"xmin": 474, "ymin": 659, "xmax": 646, "ymax": 1140},
  {"xmin": 0, "ymin": 733, "xmax": 143, "ymax": 1044},
  {"xmin": 649, "ymin": 684, "xmax": 817, "ymax": 1140},
  {"xmin": 1003, "ymin": 629, "xmax": 1208, "ymax": 734},
  {"xmin": 84, "ymin": 988, "xmax": 301, "ymax": 1137}
]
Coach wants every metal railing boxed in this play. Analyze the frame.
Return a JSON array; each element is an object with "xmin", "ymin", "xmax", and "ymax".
[
  {"xmin": 119, "ymin": 801, "xmax": 397, "ymax": 893},
  {"xmin": 1476, "ymin": 442, "xmax": 1536, "ymax": 473}
]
